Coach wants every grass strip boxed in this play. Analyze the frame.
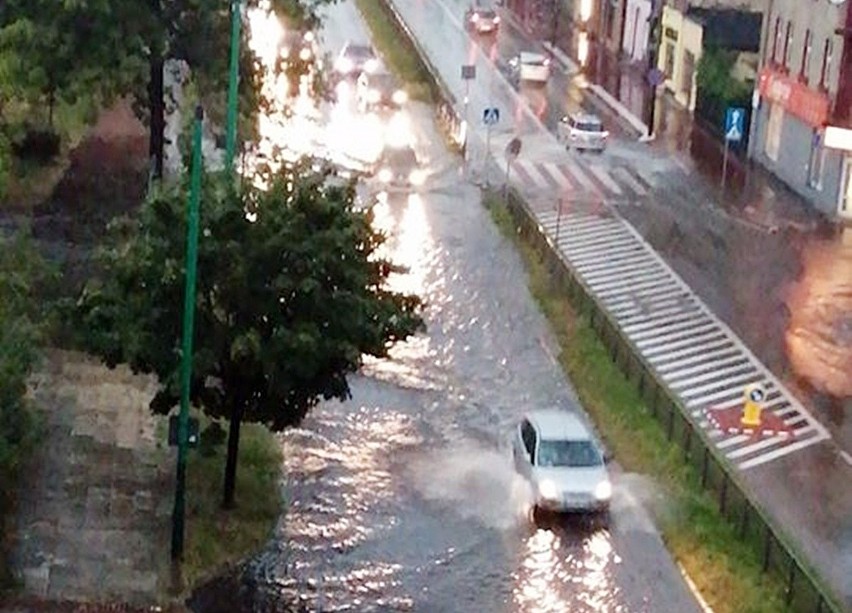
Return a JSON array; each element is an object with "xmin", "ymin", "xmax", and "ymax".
[
  {"xmin": 180, "ymin": 419, "xmax": 282, "ymax": 590},
  {"xmin": 353, "ymin": 0, "xmax": 433, "ymax": 102},
  {"xmin": 485, "ymin": 194, "xmax": 789, "ymax": 613}
]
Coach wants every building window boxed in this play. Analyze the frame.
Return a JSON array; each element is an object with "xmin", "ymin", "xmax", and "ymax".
[
  {"xmin": 800, "ymin": 29, "xmax": 812, "ymax": 83},
  {"xmin": 771, "ymin": 17, "xmax": 781, "ymax": 65},
  {"xmin": 819, "ymin": 38, "xmax": 833, "ymax": 91},
  {"xmin": 807, "ymin": 130, "xmax": 825, "ymax": 190},
  {"xmin": 665, "ymin": 42, "xmax": 675, "ymax": 79},
  {"xmin": 765, "ymin": 103, "xmax": 784, "ymax": 162},
  {"xmin": 783, "ymin": 22, "xmax": 793, "ymax": 70}
]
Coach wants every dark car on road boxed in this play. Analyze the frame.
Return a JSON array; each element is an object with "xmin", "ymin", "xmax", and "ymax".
[
  {"xmin": 334, "ymin": 41, "xmax": 380, "ymax": 77},
  {"xmin": 374, "ymin": 144, "xmax": 425, "ymax": 190},
  {"xmin": 357, "ymin": 71, "xmax": 408, "ymax": 112},
  {"xmin": 465, "ymin": 3, "xmax": 501, "ymax": 34}
]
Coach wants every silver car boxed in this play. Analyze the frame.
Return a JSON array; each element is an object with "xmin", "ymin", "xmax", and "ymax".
[
  {"xmin": 559, "ymin": 112, "xmax": 609, "ymax": 152},
  {"xmin": 512, "ymin": 410, "xmax": 612, "ymax": 516}
]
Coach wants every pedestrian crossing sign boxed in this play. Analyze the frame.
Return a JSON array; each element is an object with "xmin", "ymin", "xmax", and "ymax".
[
  {"xmin": 483, "ymin": 107, "xmax": 500, "ymax": 126},
  {"xmin": 725, "ymin": 107, "xmax": 745, "ymax": 142}
]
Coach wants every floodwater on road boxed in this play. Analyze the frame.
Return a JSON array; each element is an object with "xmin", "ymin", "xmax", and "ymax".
[{"xmin": 186, "ymin": 3, "xmax": 701, "ymax": 611}]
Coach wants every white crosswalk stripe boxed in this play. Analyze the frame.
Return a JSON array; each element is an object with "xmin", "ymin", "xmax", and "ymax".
[
  {"xmin": 533, "ymin": 209, "xmax": 830, "ymax": 470},
  {"xmin": 510, "ymin": 158, "xmax": 649, "ymax": 200}
]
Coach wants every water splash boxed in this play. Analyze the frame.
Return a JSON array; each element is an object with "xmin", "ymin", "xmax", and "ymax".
[{"xmin": 406, "ymin": 441, "xmax": 534, "ymax": 530}]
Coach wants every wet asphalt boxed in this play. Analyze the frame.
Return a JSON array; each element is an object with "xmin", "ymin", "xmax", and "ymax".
[{"xmin": 219, "ymin": 1, "xmax": 705, "ymax": 611}]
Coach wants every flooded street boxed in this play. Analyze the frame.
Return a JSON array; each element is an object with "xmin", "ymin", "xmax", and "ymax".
[{"xmin": 193, "ymin": 2, "xmax": 704, "ymax": 611}]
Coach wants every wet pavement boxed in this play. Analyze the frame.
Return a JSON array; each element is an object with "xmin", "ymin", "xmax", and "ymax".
[
  {"xmin": 205, "ymin": 1, "xmax": 705, "ymax": 611},
  {"xmin": 386, "ymin": 0, "xmax": 852, "ymax": 607}
]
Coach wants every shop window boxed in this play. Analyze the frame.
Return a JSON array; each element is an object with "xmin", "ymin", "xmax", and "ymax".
[
  {"xmin": 765, "ymin": 103, "xmax": 783, "ymax": 162},
  {"xmin": 664, "ymin": 42, "xmax": 675, "ymax": 79},
  {"xmin": 771, "ymin": 16, "xmax": 781, "ymax": 65},
  {"xmin": 840, "ymin": 158, "xmax": 852, "ymax": 219},
  {"xmin": 800, "ymin": 29, "xmax": 812, "ymax": 83},
  {"xmin": 807, "ymin": 130, "xmax": 825, "ymax": 190},
  {"xmin": 819, "ymin": 38, "xmax": 833, "ymax": 91},
  {"xmin": 783, "ymin": 22, "xmax": 793, "ymax": 71}
]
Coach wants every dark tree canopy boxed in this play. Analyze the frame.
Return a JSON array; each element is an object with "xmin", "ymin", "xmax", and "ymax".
[{"xmin": 76, "ymin": 160, "xmax": 423, "ymax": 431}]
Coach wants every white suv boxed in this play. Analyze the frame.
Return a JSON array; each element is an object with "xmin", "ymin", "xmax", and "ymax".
[
  {"xmin": 512, "ymin": 410, "xmax": 612, "ymax": 516},
  {"xmin": 558, "ymin": 112, "xmax": 609, "ymax": 152},
  {"xmin": 510, "ymin": 52, "xmax": 551, "ymax": 84}
]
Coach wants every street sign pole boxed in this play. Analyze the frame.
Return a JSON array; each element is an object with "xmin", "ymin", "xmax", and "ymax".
[
  {"xmin": 484, "ymin": 123, "xmax": 493, "ymax": 186},
  {"xmin": 171, "ymin": 105, "xmax": 204, "ymax": 564},
  {"xmin": 721, "ymin": 139, "xmax": 730, "ymax": 192},
  {"xmin": 555, "ymin": 197, "xmax": 563, "ymax": 244},
  {"xmin": 722, "ymin": 106, "xmax": 745, "ymax": 193},
  {"xmin": 224, "ymin": 0, "xmax": 242, "ymax": 173}
]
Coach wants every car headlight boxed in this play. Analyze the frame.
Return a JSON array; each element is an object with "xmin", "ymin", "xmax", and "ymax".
[
  {"xmin": 392, "ymin": 90, "xmax": 408, "ymax": 105},
  {"xmin": 409, "ymin": 168, "xmax": 425, "ymax": 186},
  {"xmin": 299, "ymin": 47, "xmax": 312, "ymax": 61},
  {"xmin": 336, "ymin": 57, "xmax": 353, "ymax": 72},
  {"xmin": 538, "ymin": 479, "xmax": 559, "ymax": 499},
  {"xmin": 378, "ymin": 168, "xmax": 392, "ymax": 183},
  {"xmin": 494, "ymin": 15, "xmax": 501, "ymax": 23},
  {"xmin": 364, "ymin": 58, "xmax": 379, "ymax": 73},
  {"xmin": 471, "ymin": 13, "xmax": 480, "ymax": 22},
  {"xmin": 303, "ymin": 31, "xmax": 315, "ymax": 43},
  {"xmin": 594, "ymin": 480, "xmax": 612, "ymax": 501},
  {"xmin": 280, "ymin": 46, "xmax": 291, "ymax": 59}
]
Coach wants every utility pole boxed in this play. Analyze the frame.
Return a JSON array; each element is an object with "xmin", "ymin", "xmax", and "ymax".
[
  {"xmin": 171, "ymin": 105, "xmax": 204, "ymax": 563},
  {"xmin": 225, "ymin": 0, "xmax": 243, "ymax": 172}
]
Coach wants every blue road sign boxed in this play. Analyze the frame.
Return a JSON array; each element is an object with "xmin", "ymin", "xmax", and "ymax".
[
  {"xmin": 725, "ymin": 107, "xmax": 745, "ymax": 142},
  {"xmin": 483, "ymin": 107, "xmax": 500, "ymax": 126}
]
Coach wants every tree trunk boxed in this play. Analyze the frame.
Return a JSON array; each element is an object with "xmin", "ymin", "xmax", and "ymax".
[
  {"xmin": 222, "ymin": 401, "xmax": 245, "ymax": 509},
  {"xmin": 148, "ymin": 54, "xmax": 165, "ymax": 180}
]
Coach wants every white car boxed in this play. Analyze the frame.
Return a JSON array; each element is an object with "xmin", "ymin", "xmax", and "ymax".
[
  {"xmin": 510, "ymin": 51, "xmax": 551, "ymax": 84},
  {"xmin": 465, "ymin": 6, "xmax": 501, "ymax": 34},
  {"xmin": 559, "ymin": 113, "xmax": 610, "ymax": 152},
  {"xmin": 512, "ymin": 410, "xmax": 612, "ymax": 516}
]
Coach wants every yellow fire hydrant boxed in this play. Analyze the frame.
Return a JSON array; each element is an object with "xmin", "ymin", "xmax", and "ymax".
[{"xmin": 741, "ymin": 383, "xmax": 766, "ymax": 428}]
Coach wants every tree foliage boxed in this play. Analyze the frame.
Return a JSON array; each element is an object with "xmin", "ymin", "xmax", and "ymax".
[
  {"xmin": 0, "ymin": 230, "xmax": 50, "ymax": 564},
  {"xmin": 74, "ymin": 161, "xmax": 423, "ymax": 504}
]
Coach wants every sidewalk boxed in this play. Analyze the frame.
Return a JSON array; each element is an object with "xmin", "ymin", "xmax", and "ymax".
[
  {"xmin": 504, "ymin": 5, "xmax": 828, "ymax": 234},
  {"xmin": 8, "ymin": 350, "xmax": 172, "ymax": 608}
]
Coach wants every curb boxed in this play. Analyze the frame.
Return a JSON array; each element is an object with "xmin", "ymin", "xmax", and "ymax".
[{"xmin": 540, "ymin": 43, "xmax": 650, "ymax": 140}]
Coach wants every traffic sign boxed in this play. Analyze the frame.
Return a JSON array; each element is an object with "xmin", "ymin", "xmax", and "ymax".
[
  {"xmin": 725, "ymin": 107, "xmax": 745, "ymax": 142},
  {"xmin": 461, "ymin": 64, "xmax": 476, "ymax": 80},
  {"xmin": 483, "ymin": 107, "xmax": 500, "ymax": 126}
]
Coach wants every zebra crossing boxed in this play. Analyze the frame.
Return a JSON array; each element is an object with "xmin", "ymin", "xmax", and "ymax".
[
  {"xmin": 536, "ymin": 209, "xmax": 830, "ymax": 470},
  {"xmin": 509, "ymin": 158, "xmax": 654, "ymax": 202}
]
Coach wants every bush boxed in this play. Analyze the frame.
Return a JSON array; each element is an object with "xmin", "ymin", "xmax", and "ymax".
[
  {"xmin": 0, "ymin": 231, "xmax": 49, "ymax": 586},
  {"xmin": 11, "ymin": 127, "xmax": 61, "ymax": 163}
]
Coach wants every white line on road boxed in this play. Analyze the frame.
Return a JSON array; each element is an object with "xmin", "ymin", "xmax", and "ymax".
[
  {"xmin": 840, "ymin": 449, "xmax": 852, "ymax": 467},
  {"xmin": 677, "ymin": 562, "xmax": 715, "ymax": 613}
]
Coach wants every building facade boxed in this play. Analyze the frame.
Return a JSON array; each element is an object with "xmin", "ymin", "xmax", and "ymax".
[
  {"xmin": 622, "ymin": 0, "xmax": 654, "ymax": 62},
  {"xmin": 749, "ymin": 0, "xmax": 852, "ymax": 219}
]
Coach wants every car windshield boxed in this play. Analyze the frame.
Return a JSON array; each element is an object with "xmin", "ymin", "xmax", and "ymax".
[
  {"xmin": 346, "ymin": 45, "xmax": 375, "ymax": 60},
  {"xmin": 576, "ymin": 120, "xmax": 603, "ymax": 132},
  {"xmin": 385, "ymin": 148, "xmax": 417, "ymax": 167},
  {"xmin": 537, "ymin": 440, "xmax": 602, "ymax": 467},
  {"xmin": 523, "ymin": 56, "xmax": 546, "ymax": 66},
  {"xmin": 371, "ymin": 74, "xmax": 397, "ymax": 91},
  {"xmin": 475, "ymin": 10, "xmax": 496, "ymax": 18}
]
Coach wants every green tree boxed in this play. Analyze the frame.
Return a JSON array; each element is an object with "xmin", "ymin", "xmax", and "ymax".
[
  {"xmin": 0, "ymin": 230, "xmax": 52, "ymax": 583},
  {"xmin": 74, "ymin": 161, "xmax": 423, "ymax": 507}
]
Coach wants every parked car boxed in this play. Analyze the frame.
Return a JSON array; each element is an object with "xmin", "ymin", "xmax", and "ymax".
[
  {"xmin": 558, "ymin": 112, "xmax": 609, "ymax": 152},
  {"xmin": 374, "ymin": 144, "xmax": 425, "ymax": 190},
  {"xmin": 465, "ymin": 4, "xmax": 501, "ymax": 34},
  {"xmin": 512, "ymin": 410, "xmax": 612, "ymax": 516},
  {"xmin": 334, "ymin": 41, "xmax": 380, "ymax": 77},
  {"xmin": 357, "ymin": 71, "xmax": 408, "ymax": 112},
  {"xmin": 509, "ymin": 51, "xmax": 551, "ymax": 84}
]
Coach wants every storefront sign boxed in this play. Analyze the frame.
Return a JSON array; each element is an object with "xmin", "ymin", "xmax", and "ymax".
[
  {"xmin": 758, "ymin": 68, "xmax": 830, "ymax": 127},
  {"xmin": 824, "ymin": 126, "xmax": 852, "ymax": 151},
  {"xmin": 664, "ymin": 26, "xmax": 678, "ymax": 41}
]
